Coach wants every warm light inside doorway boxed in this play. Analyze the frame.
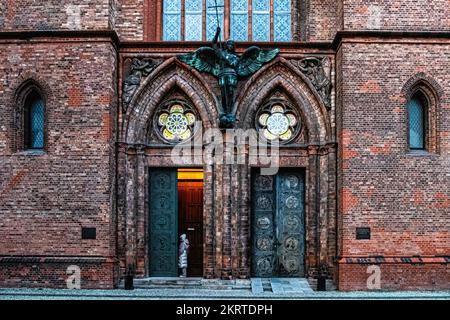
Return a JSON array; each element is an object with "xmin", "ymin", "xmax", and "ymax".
[{"xmin": 177, "ymin": 168, "xmax": 204, "ymax": 181}]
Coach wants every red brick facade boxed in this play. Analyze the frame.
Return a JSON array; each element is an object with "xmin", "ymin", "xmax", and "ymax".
[{"xmin": 0, "ymin": 1, "xmax": 449, "ymax": 291}]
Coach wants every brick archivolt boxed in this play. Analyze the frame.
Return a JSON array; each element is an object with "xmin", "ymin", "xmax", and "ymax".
[
  {"xmin": 235, "ymin": 58, "xmax": 332, "ymax": 145},
  {"xmin": 123, "ymin": 57, "xmax": 219, "ymax": 145},
  {"xmin": 123, "ymin": 57, "xmax": 333, "ymax": 146}
]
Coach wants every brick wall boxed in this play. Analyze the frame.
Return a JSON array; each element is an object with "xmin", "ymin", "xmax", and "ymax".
[
  {"xmin": 0, "ymin": 257, "xmax": 118, "ymax": 289},
  {"xmin": 115, "ymin": 0, "xmax": 146, "ymax": 41},
  {"xmin": 338, "ymin": 263, "xmax": 450, "ymax": 291},
  {"xmin": 0, "ymin": 38, "xmax": 118, "ymax": 288},
  {"xmin": 0, "ymin": 1, "xmax": 111, "ymax": 31},
  {"xmin": 341, "ymin": 0, "xmax": 450, "ymax": 31},
  {"xmin": 308, "ymin": 0, "xmax": 339, "ymax": 42},
  {"xmin": 337, "ymin": 41, "xmax": 450, "ymax": 290},
  {"xmin": 3, "ymin": 1, "xmax": 450, "ymax": 41}
]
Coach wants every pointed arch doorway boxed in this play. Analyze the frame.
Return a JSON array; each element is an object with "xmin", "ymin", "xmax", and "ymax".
[{"xmin": 148, "ymin": 168, "xmax": 204, "ymax": 278}]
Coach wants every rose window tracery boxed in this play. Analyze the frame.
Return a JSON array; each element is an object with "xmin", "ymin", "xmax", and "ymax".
[
  {"xmin": 256, "ymin": 100, "xmax": 301, "ymax": 143},
  {"xmin": 155, "ymin": 100, "xmax": 198, "ymax": 143}
]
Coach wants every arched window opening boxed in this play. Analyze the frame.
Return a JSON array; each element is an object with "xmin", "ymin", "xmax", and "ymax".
[
  {"xmin": 408, "ymin": 92, "xmax": 428, "ymax": 151},
  {"xmin": 24, "ymin": 92, "xmax": 45, "ymax": 150}
]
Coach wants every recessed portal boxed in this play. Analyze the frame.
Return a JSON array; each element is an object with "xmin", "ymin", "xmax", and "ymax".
[
  {"xmin": 148, "ymin": 168, "xmax": 204, "ymax": 278},
  {"xmin": 177, "ymin": 169, "xmax": 204, "ymax": 277}
]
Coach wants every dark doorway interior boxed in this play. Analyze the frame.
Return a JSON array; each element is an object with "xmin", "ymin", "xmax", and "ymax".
[{"xmin": 178, "ymin": 169, "xmax": 204, "ymax": 277}]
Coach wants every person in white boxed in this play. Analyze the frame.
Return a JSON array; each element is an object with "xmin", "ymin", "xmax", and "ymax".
[{"xmin": 178, "ymin": 234, "xmax": 190, "ymax": 277}]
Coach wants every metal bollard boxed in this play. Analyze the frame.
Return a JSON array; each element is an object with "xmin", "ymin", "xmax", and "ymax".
[{"xmin": 124, "ymin": 274, "xmax": 134, "ymax": 290}]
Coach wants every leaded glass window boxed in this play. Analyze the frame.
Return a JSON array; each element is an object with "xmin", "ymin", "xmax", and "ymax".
[
  {"xmin": 185, "ymin": 0, "xmax": 203, "ymax": 41},
  {"xmin": 274, "ymin": 0, "xmax": 291, "ymax": 42},
  {"xmin": 256, "ymin": 99, "xmax": 301, "ymax": 144},
  {"xmin": 26, "ymin": 96, "xmax": 45, "ymax": 149},
  {"xmin": 408, "ymin": 95, "xmax": 426, "ymax": 150},
  {"xmin": 206, "ymin": 0, "xmax": 224, "ymax": 41},
  {"xmin": 230, "ymin": 0, "xmax": 248, "ymax": 41},
  {"xmin": 252, "ymin": 0, "xmax": 270, "ymax": 41},
  {"xmin": 161, "ymin": 0, "xmax": 292, "ymax": 42},
  {"xmin": 155, "ymin": 100, "xmax": 198, "ymax": 144},
  {"xmin": 163, "ymin": 0, "xmax": 181, "ymax": 41}
]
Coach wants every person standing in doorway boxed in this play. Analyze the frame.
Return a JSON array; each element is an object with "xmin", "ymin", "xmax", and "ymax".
[{"xmin": 178, "ymin": 234, "xmax": 190, "ymax": 277}]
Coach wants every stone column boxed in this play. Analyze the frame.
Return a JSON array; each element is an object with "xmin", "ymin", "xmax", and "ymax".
[
  {"xmin": 124, "ymin": 146, "xmax": 137, "ymax": 276},
  {"xmin": 203, "ymin": 163, "xmax": 216, "ymax": 278},
  {"xmin": 135, "ymin": 145, "xmax": 146, "ymax": 276}
]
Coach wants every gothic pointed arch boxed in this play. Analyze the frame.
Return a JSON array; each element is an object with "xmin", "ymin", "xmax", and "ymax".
[
  {"xmin": 12, "ymin": 78, "xmax": 48, "ymax": 152},
  {"xmin": 123, "ymin": 57, "xmax": 220, "ymax": 145},
  {"xmin": 401, "ymin": 72, "xmax": 442, "ymax": 153},
  {"xmin": 401, "ymin": 72, "xmax": 444, "ymax": 102},
  {"xmin": 235, "ymin": 58, "xmax": 331, "ymax": 145}
]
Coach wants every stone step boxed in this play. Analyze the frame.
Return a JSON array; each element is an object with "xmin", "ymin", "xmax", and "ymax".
[
  {"xmin": 120, "ymin": 277, "xmax": 252, "ymax": 290},
  {"xmin": 121, "ymin": 277, "xmax": 321, "ymax": 293}
]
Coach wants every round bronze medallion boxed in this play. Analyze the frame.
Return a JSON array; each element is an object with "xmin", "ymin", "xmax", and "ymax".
[
  {"xmin": 284, "ymin": 215, "xmax": 300, "ymax": 231},
  {"xmin": 257, "ymin": 257, "xmax": 272, "ymax": 275},
  {"xmin": 155, "ymin": 216, "xmax": 168, "ymax": 228},
  {"xmin": 255, "ymin": 175, "xmax": 273, "ymax": 190},
  {"xmin": 257, "ymin": 217, "xmax": 271, "ymax": 230},
  {"xmin": 285, "ymin": 195, "xmax": 299, "ymax": 209},
  {"xmin": 256, "ymin": 194, "xmax": 272, "ymax": 210},
  {"xmin": 155, "ymin": 173, "xmax": 170, "ymax": 189},
  {"xmin": 152, "ymin": 234, "xmax": 169, "ymax": 250},
  {"xmin": 157, "ymin": 195, "xmax": 170, "ymax": 209},
  {"xmin": 283, "ymin": 258, "xmax": 299, "ymax": 273},
  {"xmin": 284, "ymin": 175, "xmax": 299, "ymax": 189},
  {"xmin": 256, "ymin": 237, "xmax": 272, "ymax": 251},
  {"xmin": 284, "ymin": 237, "xmax": 299, "ymax": 251}
]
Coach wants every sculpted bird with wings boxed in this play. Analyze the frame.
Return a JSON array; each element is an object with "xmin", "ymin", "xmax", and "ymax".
[{"xmin": 178, "ymin": 27, "xmax": 279, "ymax": 128}]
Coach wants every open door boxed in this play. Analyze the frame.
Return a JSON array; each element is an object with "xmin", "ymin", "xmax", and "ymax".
[
  {"xmin": 148, "ymin": 168, "xmax": 203, "ymax": 277},
  {"xmin": 178, "ymin": 169, "xmax": 204, "ymax": 277},
  {"xmin": 148, "ymin": 168, "xmax": 179, "ymax": 277}
]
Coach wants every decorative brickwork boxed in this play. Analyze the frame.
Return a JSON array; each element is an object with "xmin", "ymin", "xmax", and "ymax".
[{"xmin": 0, "ymin": 0, "xmax": 449, "ymax": 291}]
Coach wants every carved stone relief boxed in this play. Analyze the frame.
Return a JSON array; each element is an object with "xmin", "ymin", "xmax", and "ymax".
[
  {"xmin": 122, "ymin": 58, "xmax": 161, "ymax": 112},
  {"xmin": 290, "ymin": 57, "xmax": 332, "ymax": 110}
]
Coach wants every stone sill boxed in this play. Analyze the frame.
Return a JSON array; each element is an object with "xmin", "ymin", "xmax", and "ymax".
[
  {"xmin": 13, "ymin": 150, "xmax": 46, "ymax": 157},
  {"xmin": 406, "ymin": 150, "xmax": 434, "ymax": 157}
]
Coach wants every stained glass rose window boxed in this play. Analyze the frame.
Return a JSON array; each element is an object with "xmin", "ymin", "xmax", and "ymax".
[
  {"xmin": 256, "ymin": 100, "xmax": 301, "ymax": 143},
  {"xmin": 155, "ymin": 100, "xmax": 198, "ymax": 143}
]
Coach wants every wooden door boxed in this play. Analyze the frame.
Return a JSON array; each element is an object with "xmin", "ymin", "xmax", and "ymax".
[
  {"xmin": 178, "ymin": 181, "xmax": 203, "ymax": 277},
  {"xmin": 148, "ymin": 168, "xmax": 178, "ymax": 277}
]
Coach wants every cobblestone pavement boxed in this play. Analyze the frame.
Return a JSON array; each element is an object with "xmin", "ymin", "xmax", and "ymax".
[{"xmin": 0, "ymin": 288, "xmax": 449, "ymax": 300}]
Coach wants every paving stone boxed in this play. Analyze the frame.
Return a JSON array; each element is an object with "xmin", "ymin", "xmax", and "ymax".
[
  {"xmin": 251, "ymin": 278, "xmax": 264, "ymax": 294},
  {"xmin": 270, "ymin": 278, "xmax": 314, "ymax": 294}
]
